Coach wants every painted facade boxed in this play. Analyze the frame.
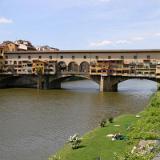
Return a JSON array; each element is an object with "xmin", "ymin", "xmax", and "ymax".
[{"xmin": 2, "ymin": 50, "xmax": 160, "ymax": 77}]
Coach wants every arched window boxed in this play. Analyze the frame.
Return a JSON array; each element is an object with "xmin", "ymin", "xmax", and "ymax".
[
  {"xmin": 68, "ymin": 62, "xmax": 79, "ymax": 72},
  {"xmin": 57, "ymin": 61, "xmax": 67, "ymax": 72},
  {"xmin": 79, "ymin": 61, "xmax": 90, "ymax": 73}
]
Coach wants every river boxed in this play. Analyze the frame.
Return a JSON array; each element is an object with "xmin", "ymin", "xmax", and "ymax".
[{"xmin": 0, "ymin": 79, "xmax": 157, "ymax": 160}]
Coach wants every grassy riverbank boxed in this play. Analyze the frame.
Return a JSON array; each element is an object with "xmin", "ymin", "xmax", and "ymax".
[{"xmin": 49, "ymin": 92, "xmax": 160, "ymax": 160}]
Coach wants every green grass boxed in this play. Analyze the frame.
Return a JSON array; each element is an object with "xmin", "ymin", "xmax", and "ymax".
[
  {"xmin": 49, "ymin": 115, "xmax": 138, "ymax": 160},
  {"xmin": 49, "ymin": 92, "xmax": 160, "ymax": 160},
  {"xmin": 128, "ymin": 92, "xmax": 160, "ymax": 140}
]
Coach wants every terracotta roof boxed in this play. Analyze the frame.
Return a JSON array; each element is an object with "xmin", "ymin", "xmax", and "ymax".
[{"xmin": 0, "ymin": 44, "xmax": 5, "ymax": 48}]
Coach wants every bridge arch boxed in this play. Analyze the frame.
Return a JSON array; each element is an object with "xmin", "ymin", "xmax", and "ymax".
[
  {"xmin": 68, "ymin": 62, "xmax": 79, "ymax": 72},
  {"xmin": 105, "ymin": 77, "xmax": 159, "ymax": 92},
  {"xmin": 117, "ymin": 77, "xmax": 158, "ymax": 85},
  {"xmin": 79, "ymin": 61, "xmax": 90, "ymax": 73},
  {"xmin": 57, "ymin": 61, "xmax": 67, "ymax": 72},
  {"xmin": 118, "ymin": 78, "xmax": 158, "ymax": 92}
]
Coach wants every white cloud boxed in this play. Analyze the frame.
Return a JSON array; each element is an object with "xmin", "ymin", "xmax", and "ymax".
[
  {"xmin": 116, "ymin": 40, "xmax": 131, "ymax": 44},
  {"xmin": 89, "ymin": 35, "xmax": 147, "ymax": 48},
  {"xmin": 154, "ymin": 32, "xmax": 160, "ymax": 36},
  {"xmin": 132, "ymin": 36, "xmax": 144, "ymax": 41},
  {"xmin": 90, "ymin": 40, "xmax": 112, "ymax": 47},
  {"xmin": 0, "ymin": 17, "xmax": 13, "ymax": 24},
  {"xmin": 98, "ymin": 0, "xmax": 111, "ymax": 2}
]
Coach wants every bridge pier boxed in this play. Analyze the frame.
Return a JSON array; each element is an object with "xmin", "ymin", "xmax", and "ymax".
[
  {"xmin": 49, "ymin": 80, "xmax": 61, "ymax": 89},
  {"xmin": 37, "ymin": 75, "xmax": 62, "ymax": 89},
  {"xmin": 43, "ymin": 76, "xmax": 49, "ymax": 89},
  {"xmin": 99, "ymin": 76, "xmax": 118, "ymax": 92},
  {"xmin": 48, "ymin": 76, "xmax": 62, "ymax": 89}
]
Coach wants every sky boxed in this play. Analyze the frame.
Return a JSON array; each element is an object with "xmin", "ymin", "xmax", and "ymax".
[{"xmin": 1, "ymin": 0, "xmax": 160, "ymax": 50}]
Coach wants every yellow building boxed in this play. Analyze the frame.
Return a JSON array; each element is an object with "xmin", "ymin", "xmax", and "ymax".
[
  {"xmin": 32, "ymin": 60, "xmax": 46, "ymax": 75},
  {"xmin": 0, "ymin": 44, "xmax": 5, "ymax": 55},
  {"xmin": 2, "ymin": 41, "xmax": 18, "ymax": 52}
]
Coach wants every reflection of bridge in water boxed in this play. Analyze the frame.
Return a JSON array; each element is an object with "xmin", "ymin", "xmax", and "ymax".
[{"xmin": 1, "ymin": 50, "xmax": 160, "ymax": 91}]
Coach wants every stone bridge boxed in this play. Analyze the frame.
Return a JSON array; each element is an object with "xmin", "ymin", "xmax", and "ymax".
[
  {"xmin": 0, "ymin": 73, "xmax": 159, "ymax": 92},
  {"xmin": 49, "ymin": 72, "xmax": 159, "ymax": 92},
  {"xmin": 1, "ymin": 49, "xmax": 160, "ymax": 91}
]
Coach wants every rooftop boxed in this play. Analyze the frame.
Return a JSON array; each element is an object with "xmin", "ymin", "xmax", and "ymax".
[{"xmin": 5, "ymin": 49, "xmax": 160, "ymax": 54}]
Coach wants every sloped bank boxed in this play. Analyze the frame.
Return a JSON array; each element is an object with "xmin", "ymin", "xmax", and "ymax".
[{"xmin": 49, "ymin": 92, "xmax": 160, "ymax": 160}]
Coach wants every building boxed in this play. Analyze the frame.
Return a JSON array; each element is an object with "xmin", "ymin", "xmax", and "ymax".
[
  {"xmin": 14, "ymin": 60, "xmax": 32, "ymax": 75},
  {"xmin": 45, "ymin": 60, "xmax": 57, "ymax": 74},
  {"xmin": 156, "ymin": 62, "xmax": 160, "ymax": 78},
  {"xmin": 0, "ymin": 55, "xmax": 4, "ymax": 72},
  {"xmin": 2, "ymin": 41, "xmax": 18, "ymax": 52},
  {"xmin": 0, "ymin": 44, "xmax": 5, "ymax": 56},
  {"xmin": 90, "ymin": 59, "xmax": 124, "ymax": 75},
  {"xmin": 15, "ymin": 40, "xmax": 36, "ymax": 51},
  {"xmin": 32, "ymin": 59, "xmax": 56, "ymax": 75},
  {"xmin": 36, "ymin": 45, "xmax": 59, "ymax": 52},
  {"xmin": 2, "ymin": 49, "xmax": 160, "ymax": 77},
  {"xmin": 0, "ymin": 45, "xmax": 5, "ymax": 73},
  {"xmin": 32, "ymin": 60, "xmax": 46, "ymax": 75}
]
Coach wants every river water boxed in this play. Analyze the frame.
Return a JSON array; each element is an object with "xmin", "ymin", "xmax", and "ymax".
[{"xmin": 0, "ymin": 79, "xmax": 157, "ymax": 160}]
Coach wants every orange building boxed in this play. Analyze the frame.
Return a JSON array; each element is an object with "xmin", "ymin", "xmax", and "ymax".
[
  {"xmin": 2, "ymin": 41, "xmax": 18, "ymax": 52},
  {"xmin": 32, "ymin": 60, "xmax": 46, "ymax": 75},
  {"xmin": 0, "ymin": 44, "xmax": 5, "ymax": 55}
]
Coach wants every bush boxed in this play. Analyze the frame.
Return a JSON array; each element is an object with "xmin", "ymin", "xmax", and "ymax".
[
  {"xmin": 100, "ymin": 119, "xmax": 106, "ymax": 127},
  {"xmin": 68, "ymin": 134, "xmax": 82, "ymax": 149},
  {"xmin": 108, "ymin": 117, "xmax": 114, "ymax": 123}
]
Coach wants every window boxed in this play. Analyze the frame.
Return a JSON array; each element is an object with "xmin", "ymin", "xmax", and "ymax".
[
  {"xmin": 72, "ymin": 56, "xmax": 75, "ymax": 60},
  {"xmin": 5, "ymin": 56, "xmax": 8, "ymax": 59},
  {"xmin": 39, "ymin": 56, "xmax": 42, "ymax": 59},
  {"xmin": 108, "ymin": 56, "xmax": 111, "ymax": 59},
  {"xmin": 18, "ymin": 56, "xmax": 21, "ymax": 59},
  {"xmin": 121, "ymin": 56, "xmax": 124, "ymax": 59},
  {"xmin": 147, "ymin": 55, "xmax": 150, "ymax": 59},
  {"xmin": 5, "ymin": 61, "xmax": 8, "ymax": 64},
  {"xmin": 134, "ymin": 55, "xmax": 137, "ymax": 59},
  {"xmin": 60, "ymin": 56, "xmax": 63, "ymax": 59},
  {"xmin": 14, "ymin": 61, "xmax": 17, "ymax": 64},
  {"xmin": 83, "ymin": 56, "xmax": 87, "ymax": 59},
  {"xmin": 95, "ymin": 56, "xmax": 99, "ymax": 60},
  {"xmin": 28, "ymin": 56, "xmax": 31, "ymax": 59},
  {"xmin": 49, "ymin": 56, "xmax": 52, "ymax": 59}
]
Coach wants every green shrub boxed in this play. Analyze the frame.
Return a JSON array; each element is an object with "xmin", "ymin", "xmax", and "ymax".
[
  {"xmin": 99, "ymin": 119, "xmax": 106, "ymax": 127},
  {"xmin": 108, "ymin": 117, "xmax": 114, "ymax": 123},
  {"xmin": 68, "ymin": 134, "xmax": 82, "ymax": 149}
]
